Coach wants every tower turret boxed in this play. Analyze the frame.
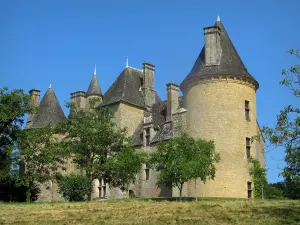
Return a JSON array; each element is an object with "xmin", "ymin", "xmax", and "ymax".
[
  {"xmin": 180, "ymin": 17, "xmax": 262, "ymax": 199},
  {"xmin": 86, "ymin": 65, "xmax": 102, "ymax": 107}
]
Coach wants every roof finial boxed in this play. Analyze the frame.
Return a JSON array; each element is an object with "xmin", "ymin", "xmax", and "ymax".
[
  {"xmin": 49, "ymin": 84, "xmax": 52, "ymax": 89},
  {"xmin": 217, "ymin": 15, "xmax": 221, "ymax": 22},
  {"xmin": 94, "ymin": 64, "xmax": 96, "ymax": 75},
  {"xmin": 126, "ymin": 56, "xmax": 129, "ymax": 67}
]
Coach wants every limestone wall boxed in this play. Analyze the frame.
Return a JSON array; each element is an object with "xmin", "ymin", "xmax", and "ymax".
[{"xmin": 183, "ymin": 78, "xmax": 260, "ymax": 198}]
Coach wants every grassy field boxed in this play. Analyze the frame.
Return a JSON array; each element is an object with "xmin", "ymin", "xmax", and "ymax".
[{"xmin": 0, "ymin": 199, "xmax": 299, "ymax": 225}]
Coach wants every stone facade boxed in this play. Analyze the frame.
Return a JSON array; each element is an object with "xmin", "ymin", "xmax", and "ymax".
[{"xmin": 27, "ymin": 18, "xmax": 265, "ymax": 201}]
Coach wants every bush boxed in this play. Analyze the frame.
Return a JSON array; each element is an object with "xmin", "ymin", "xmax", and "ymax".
[{"xmin": 58, "ymin": 174, "xmax": 92, "ymax": 201}]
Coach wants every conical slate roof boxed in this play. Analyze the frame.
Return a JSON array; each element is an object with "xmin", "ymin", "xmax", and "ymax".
[
  {"xmin": 180, "ymin": 21, "xmax": 259, "ymax": 90},
  {"xmin": 100, "ymin": 67, "xmax": 146, "ymax": 108},
  {"xmin": 29, "ymin": 87, "xmax": 66, "ymax": 128},
  {"xmin": 87, "ymin": 74, "xmax": 102, "ymax": 96}
]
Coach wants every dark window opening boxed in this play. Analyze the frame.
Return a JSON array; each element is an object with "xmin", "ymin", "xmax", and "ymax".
[
  {"xmin": 247, "ymin": 182, "xmax": 252, "ymax": 199},
  {"xmin": 246, "ymin": 137, "xmax": 251, "ymax": 159},
  {"xmin": 145, "ymin": 128, "xmax": 150, "ymax": 146},
  {"xmin": 140, "ymin": 77, "xmax": 144, "ymax": 87},
  {"xmin": 145, "ymin": 168, "xmax": 150, "ymax": 181},
  {"xmin": 245, "ymin": 100, "xmax": 250, "ymax": 120}
]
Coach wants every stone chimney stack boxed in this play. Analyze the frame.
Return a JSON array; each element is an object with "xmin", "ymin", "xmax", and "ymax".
[
  {"xmin": 142, "ymin": 62, "xmax": 156, "ymax": 108},
  {"xmin": 203, "ymin": 25, "xmax": 221, "ymax": 66},
  {"xmin": 70, "ymin": 91, "xmax": 87, "ymax": 110},
  {"xmin": 27, "ymin": 89, "xmax": 40, "ymax": 125},
  {"xmin": 166, "ymin": 83, "xmax": 179, "ymax": 121},
  {"xmin": 29, "ymin": 89, "xmax": 40, "ymax": 106}
]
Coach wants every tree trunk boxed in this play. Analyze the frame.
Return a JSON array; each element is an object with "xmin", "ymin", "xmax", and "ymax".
[
  {"xmin": 179, "ymin": 183, "xmax": 183, "ymax": 202},
  {"xmin": 26, "ymin": 183, "xmax": 32, "ymax": 202},
  {"xmin": 195, "ymin": 179, "xmax": 198, "ymax": 201}
]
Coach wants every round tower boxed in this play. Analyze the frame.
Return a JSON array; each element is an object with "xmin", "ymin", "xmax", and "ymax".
[{"xmin": 180, "ymin": 19, "xmax": 260, "ymax": 198}]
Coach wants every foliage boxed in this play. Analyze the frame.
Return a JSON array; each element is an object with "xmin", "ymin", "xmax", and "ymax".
[
  {"xmin": 261, "ymin": 49, "xmax": 300, "ymax": 184},
  {"xmin": 58, "ymin": 174, "xmax": 92, "ymax": 201},
  {"xmin": 150, "ymin": 133, "xmax": 220, "ymax": 200},
  {"xmin": 18, "ymin": 126, "xmax": 67, "ymax": 202},
  {"xmin": 249, "ymin": 159, "xmax": 268, "ymax": 198},
  {"xmin": 249, "ymin": 159, "xmax": 284, "ymax": 199},
  {"xmin": 58, "ymin": 99, "xmax": 145, "ymax": 199},
  {"xmin": 0, "ymin": 87, "xmax": 32, "ymax": 180}
]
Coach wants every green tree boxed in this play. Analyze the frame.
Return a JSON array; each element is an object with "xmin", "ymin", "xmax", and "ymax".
[
  {"xmin": 249, "ymin": 159, "xmax": 284, "ymax": 199},
  {"xmin": 262, "ymin": 49, "xmax": 300, "ymax": 198},
  {"xmin": 58, "ymin": 174, "xmax": 92, "ymax": 201},
  {"xmin": 58, "ymin": 100, "xmax": 145, "ymax": 200},
  {"xmin": 150, "ymin": 133, "xmax": 220, "ymax": 201},
  {"xmin": 18, "ymin": 126, "xmax": 66, "ymax": 202},
  {"xmin": 0, "ymin": 87, "xmax": 32, "ymax": 180}
]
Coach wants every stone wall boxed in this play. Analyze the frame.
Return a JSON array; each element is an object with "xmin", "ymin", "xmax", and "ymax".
[{"xmin": 183, "ymin": 78, "xmax": 260, "ymax": 198}]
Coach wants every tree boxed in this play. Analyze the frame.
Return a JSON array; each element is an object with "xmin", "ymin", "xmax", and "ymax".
[
  {"xmin": 58, "ymin": 100, "xmax": 145, "ymax": 200},
  {"xmin": 0, "ymin": 87, "xmax": 32, "ymax": 180},
  {"xmin": 58, "ymin": 174, "xmax": 92, "ymax": 202},
  {"xmin": 18, "ymin": 126, "xmax": 66, "ymax": 202},
  {"xmin": 150, "ymin": 133, "xmax": 220, "ymax": 201},
  {"xmin": 261, "ymin": 49, "xmax": 300, "ymax": 198}
]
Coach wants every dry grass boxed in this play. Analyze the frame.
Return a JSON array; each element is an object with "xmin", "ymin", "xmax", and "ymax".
[{"xmin": 0, "ymin": 199, "xmax": 299, "ymax": 225}]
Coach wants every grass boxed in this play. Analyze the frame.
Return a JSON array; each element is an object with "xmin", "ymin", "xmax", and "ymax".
[{"xmin": 0, "ymin": 199, "xmax": 299, "ymax": 224}]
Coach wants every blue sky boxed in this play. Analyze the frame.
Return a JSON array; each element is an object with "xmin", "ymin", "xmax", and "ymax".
[{"xmin": 1, "ymin": 0, "xmax": 299, "ymax": 183}]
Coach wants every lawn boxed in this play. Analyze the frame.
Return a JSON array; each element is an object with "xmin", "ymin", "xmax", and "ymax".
[{"xmin": 0, "ymin": 199, "xmax": 299, "ymax": 225}]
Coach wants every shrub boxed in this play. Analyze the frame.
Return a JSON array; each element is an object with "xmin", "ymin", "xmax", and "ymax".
[{"xmin": 58, "ymin": 174, "xmax": 92, "ymax": 201}]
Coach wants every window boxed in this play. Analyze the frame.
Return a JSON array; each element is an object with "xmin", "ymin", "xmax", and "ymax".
[
  {"xmin": 247, "ymin": 182, "xmax": 252, "ymax": 199},
  {"xmin": 245, "ymin": 100, "xmax": 250, "ymax": 120},
  {"xmin": 246, "ymin": 137, "xmax": 251, "ymax": 159},
  {"xmin": 145, "ymin": 168, "xmax": 150, "ymax": 181},
  {"xmin": 145, "ymin": 128, "xmax": 150, "ymax": 146}
]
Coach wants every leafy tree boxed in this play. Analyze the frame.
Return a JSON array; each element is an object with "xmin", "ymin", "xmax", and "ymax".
[
  {"xmin": 261, "ymin": 49, "xmax": 300, "ymax": 198},
  {"xmin": 58, "ymin": 174, "xmax": 92, "ymax": 201},
  {"xmin": 0, "ymin": 87, "xmax": 32, "ymax": 180},
  {"xmin": 58, "ymin": 100, "xmax": 145, "ymax": 200},
  {"xmin": 18, "ymin": 126, "xmax": 66, "ymax": 202},
  {"xmin": 150, "ymin": 133, "xmax": 220, "ymax": 201},
  {"xmin": 249, "ymin": 159, "xmax": 284, "ymax": 199}
]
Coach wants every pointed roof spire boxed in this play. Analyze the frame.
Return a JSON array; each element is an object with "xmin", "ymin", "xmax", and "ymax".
[
  {"xmin": 126, "ymin": 56, "xmax": 129, "ymax": 67},
  {"xmin": 49, "ymin": 84, "xmax": 52, "ymax": 89},
  {"xmin": 28, "ymin": 86, "xmax": 66, "ymax": 128},
  {"xmin": 87, "ymin": 67, "xmax": 102, "ymax": 96},
  {"xmin": 217, "ymin": 15, "xmax": 221, "ymax": 22}
]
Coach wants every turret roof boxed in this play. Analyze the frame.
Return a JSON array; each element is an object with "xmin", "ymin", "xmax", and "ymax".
[
  {"xmin": 180, "ymin": 21, "xmax": 258, "ymax": 90},
  {"xmin": 87, "ymin": 73, "xmax": 102, "ymax": 96},
  {"xmin": 27, "ymin": 86, "xmax": 66, "ymax": 129}
]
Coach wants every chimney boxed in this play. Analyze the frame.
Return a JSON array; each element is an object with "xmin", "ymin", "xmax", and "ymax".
[
  {"xmin": 27, "ymin": 89, "xmax": 40, "ymax": 124},
  {"xmin": 70, "ymin": 91, "xmax": 87, "ymax": 110},
  {"xmin": 166, "ymin": 83, "xmax": 179, "ymax": 121},
  {"xmin": 203, "ymin": 25, "xmax": 221, "ymax": 66},
  {"xmin": 142, "ymin": 62, "xmax": 156, "ymax": 108}
]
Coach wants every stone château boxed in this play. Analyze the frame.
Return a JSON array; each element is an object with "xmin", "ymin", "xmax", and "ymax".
[{"xmin": 26, "ymin": 17, "xmax": 265, "ymax": 201}]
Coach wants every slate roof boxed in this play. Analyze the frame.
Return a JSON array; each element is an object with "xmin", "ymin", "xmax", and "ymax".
[
  {"xmin": 87, "ymin": 74, "xmax": 102, "ymax": 96},
  {"xmin": 26, "ymin": 87, "xmax": 66, "ymax": 129},
  {"xmin": 180, "ymin": 21, "xmax": 259, "ymax": 90},
  {"xmin": 100, "ymin": 67, "xmax": 146, "ymax": 109}
]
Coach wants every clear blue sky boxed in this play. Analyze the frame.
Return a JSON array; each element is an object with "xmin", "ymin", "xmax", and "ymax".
[{"xmin": 1, "ymin": 0, "xmax": 299, "ymax": 183}]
